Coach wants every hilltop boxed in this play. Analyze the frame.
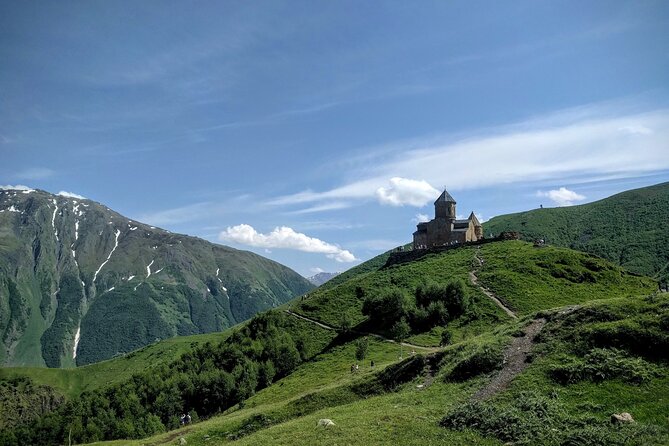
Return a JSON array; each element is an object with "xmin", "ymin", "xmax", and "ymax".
[
  {"xmin": 2, "ymin": 240, "xmax": 665, "ymax": 445},
  {"xmin": 0, "ymin": 187, "xmax": 312, "ymax": 367},
  {"xmin": 484, "ymin": 182, "xmax": 669, "ymax": 282}
]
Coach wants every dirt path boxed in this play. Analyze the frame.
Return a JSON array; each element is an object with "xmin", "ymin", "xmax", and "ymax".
[
  {"xmin": 284, "ymin": 310, "xmax": 439, "ymax": 352},
  {"xmin": 472, "ymin": 317, "xmax": 546, "ymax": 401},
  {"xmin": 470, "ymin": 249, "xmax": 517, "ymax": 319}
]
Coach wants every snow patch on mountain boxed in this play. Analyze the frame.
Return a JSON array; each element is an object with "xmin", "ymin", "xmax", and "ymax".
[
  {"xmin": 93, "ymin": 229, "xmax": 121, "ymax": 282},
  {"xmin": 73, "ymin": 325, "xmax": 81, "ymax": 359},
  {"xmin": 146, "ymin": 260, "xmax": 155, "ymax": 278}
]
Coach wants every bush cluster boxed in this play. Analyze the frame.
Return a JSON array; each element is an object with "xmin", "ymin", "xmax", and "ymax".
[
  {"xmin": 445, "ymin": 344, "xmax": 503, "ymax": 381},
  {"xmin": 549, "ymin": 348, "xmax": 663, "ymax": 385},
  {"xmin": 441, "ymin": 390, "xmax": 662, "ymax": 446},
  {"xmin": 361, "ymin": 280, "xmax": 469, "ymax": 337}
]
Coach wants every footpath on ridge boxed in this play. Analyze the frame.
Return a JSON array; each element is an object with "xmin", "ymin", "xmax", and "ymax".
[
  {"xmin": 284, "ymin": 310, "xmax": 439, "ymax": 352},
  {"xmin": 469, "ymin": 247, "xmax": 518, "ymax": 319}
]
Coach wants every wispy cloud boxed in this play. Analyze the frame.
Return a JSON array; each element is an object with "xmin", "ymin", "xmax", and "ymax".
[
  {"xmin": 537, "ymin": 187, "xmax": 586, "ymax": 206},
  {"xmin": 219, "ymin": 224, "xmax": 357, "ymax": 262},
  {"xmin": 136, "ymin": 202, "xmax": 212, "ymax": 226},
  {"xmin": 268, "ymin": 105, "xmax": 669, "ymax": 211},
  {"xmin": 14, "ymin": 167, "xmax": 55, "ymax": 180}
]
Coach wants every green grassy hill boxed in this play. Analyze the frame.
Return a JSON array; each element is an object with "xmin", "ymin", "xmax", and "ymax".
[
  {"xmin": 2, "ymin": 240, "xmax": 666, "ymax": 445},
  {"xmin": 484, "ymin": 181, "xmax": 669, "ymax": 282}
]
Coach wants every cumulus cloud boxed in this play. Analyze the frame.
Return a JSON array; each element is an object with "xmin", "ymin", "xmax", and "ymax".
[
  {"xmin": 536, "ymin": 187, "xmax": 586, "ymax": 206},
  {"xmin": 57, "ymin": 191, "xmax": 86, "ymax": 199},
  {"xmin": 310, "ymin": 267, "xmax": 325, "ymax": 274},
  {"xmin": 375, "ymin": 177, "xmax": 439, "ymax": 207},
  {"xmin": 219, "ymin": 224, "xmax": 357, "ymax": 262}
]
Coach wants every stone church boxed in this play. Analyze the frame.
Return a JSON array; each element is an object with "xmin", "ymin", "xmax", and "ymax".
[{"xmin": 413, "ymin": 190, "xmax": 483, "ymax": 249}]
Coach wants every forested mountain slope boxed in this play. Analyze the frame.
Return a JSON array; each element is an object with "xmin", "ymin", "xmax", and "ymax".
[{"xmin": 0, "ymin": 187, "xmax": 312, "ymax": 367}]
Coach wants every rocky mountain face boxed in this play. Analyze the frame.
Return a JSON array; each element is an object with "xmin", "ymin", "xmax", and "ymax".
[
  {"xmin": 307, "ymin": 272, "xmax": 340, "ymax": 286},
  {"xmin": 0, "ymin": 187, "xmax": 313, "ymax": 367}
]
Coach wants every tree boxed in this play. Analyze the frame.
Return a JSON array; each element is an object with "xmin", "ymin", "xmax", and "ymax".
[
  {"xmin": 340, "ymin": 313, "xmax": 352, "ymax": 333},
  {"xmin": 440, "ymin": 329, "xmax": 453, "ymax": 346},
  {"xmin": 391, "ymin": 318, "xmax": 410, "ymax": 358},
  {"xmin": 355, "ymin": 337, "xmax": 369, "ymax": 361},
  {"xmin": 445, "ymin": 280, "xmax": 469, "ymax": 317}
]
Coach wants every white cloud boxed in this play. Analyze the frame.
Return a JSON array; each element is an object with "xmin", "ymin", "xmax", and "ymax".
[
  {"xmin": 310, "ymin": 267, "xmax": 325, "ymax": 274},
  {"xmin": 219, "ymin": 224, "xmax": 357, "ymax": 262},
  {"xmin": 0, "ymin": 184, "xmax": 34, "ymax": 191},
  {"xmin": 268, "ymin": 107, "xmax": 669, "ymax": 210},
  {"xmin": 413, "ymin": 213, "xmax": 430, "ymax": 223},
  {"xmin": 536, "ymin": 187, "xmax": 586, "ymax": 206},
  {"xmin": 375, "ymin": 177, "xmax": 440, "ymax": 207},
  {"xmin": 57, "ymin": 191, "xmax": 86, "ymax": 199}
]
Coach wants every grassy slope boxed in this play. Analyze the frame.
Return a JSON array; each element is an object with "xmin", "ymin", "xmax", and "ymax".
[
  {"xmin": 292, "ymin": 241, "xmax": 653, "ymax": 344},
  {"xmin": 84, "ymin": 240, "xmax": 665, "ymax": 446},
  {"xmin": 92, "ymin": 295, "xmax": 668, "ymax": 446},
  {"xmin": 0, "ymin": 331, "xmax": 229, "ymax": 398},
  {"xmin": 476, "ymin": 241, "xmax": 655, "ymax": 315},
  {"xmin": 483, "ymin": 181, "xmax": 669, "ymax": 282}
]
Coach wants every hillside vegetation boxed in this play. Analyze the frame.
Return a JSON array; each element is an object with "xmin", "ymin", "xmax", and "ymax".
[
  {"xmin": 484, "ymin": 181, "xmax": 669, "ymax": 282},
  {"xmin": 0, "ymin": 240, "xmax": 664, "ymax": 445},
  {"xmin": 0, "ymin": 188, "xmax": 312, "ymax": 367}
]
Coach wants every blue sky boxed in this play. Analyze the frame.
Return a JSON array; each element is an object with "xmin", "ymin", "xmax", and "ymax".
[{"xmin": 2, "ymin": 1, "xmax": 669, "ymax": 276}]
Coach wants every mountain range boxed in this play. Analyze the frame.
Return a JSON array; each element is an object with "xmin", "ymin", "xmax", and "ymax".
[
  {"xmin": 306, "ymin": 271, "xmax": 340, "ymax": 286},
  {"xmin": 0, "ymin": 187, "xmax": 312, "ymax": 367}
]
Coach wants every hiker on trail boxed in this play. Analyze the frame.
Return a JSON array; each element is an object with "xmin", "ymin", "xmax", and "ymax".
[
  {"xmin": 185, "ymin": 413, "xmax": 192, "ymax": 425},
  {"xmin": 370, "ymin": 360, "xmax": 375, "ymax": 368},
  {"xmin": 180, "ymin": 414, "xmax": 186, "ymax": 426},
  {"xmin": 351, "ymin": 364, "xmax": 355, "ymax": 374},
  {"xmin": 355, "ymin": 364, "xmax": 359, "ymax": 373}
]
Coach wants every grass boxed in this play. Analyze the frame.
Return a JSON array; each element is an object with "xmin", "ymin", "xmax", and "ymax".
[
  {"xmin": 483, "ymin": 181, "xmax": 669, "ymax": 282},
  {"xmin": 476, "ymin": 241, "xmax": 655, "ymax": 315}
]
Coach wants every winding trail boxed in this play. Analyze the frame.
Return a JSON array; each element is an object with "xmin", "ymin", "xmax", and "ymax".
[
  {"xmin": 472, "ymin": 317, "xmax": 546, "ymax": 401},
  {"xmin": 285, "ymin": 310, "xmax": 439, "ymax": 352},
  {"xmin": 470, "ymin": 248, "xmax": 517, "ymax": 319}
]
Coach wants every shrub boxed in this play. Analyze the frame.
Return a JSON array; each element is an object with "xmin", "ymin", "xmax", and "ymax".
[
  {"xmin": 446, "ymin": 344, "xmax": 503, "ymax": 381},
  {"xmin": 441, "ymin": 390, "xmax": 662, "ymax": 445},
  {"xmin": 355, "ymin": 337, "xmax": 369, "ymax": 361},
  {"xmin": 549, "ymin": 348, "xmax": 663, "ymax": 385}
]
